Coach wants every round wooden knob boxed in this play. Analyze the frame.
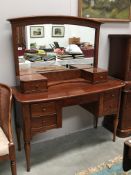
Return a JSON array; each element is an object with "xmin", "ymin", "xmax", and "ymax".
[
  {"xmin": 35, "ymin": 85, "xmax": 39, "ymax": 89},
  {"xmin": 42, "ymin": 108, "xmax": 46, "ymax": 111}
]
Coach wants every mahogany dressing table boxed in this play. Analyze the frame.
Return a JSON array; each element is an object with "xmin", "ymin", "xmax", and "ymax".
[{"xmin": 8, "ymin": 16, "xmax": 125, "ymax": 171}]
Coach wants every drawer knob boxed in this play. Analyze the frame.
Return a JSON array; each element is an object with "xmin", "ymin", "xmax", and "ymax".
[
  {"xmin": 42, "ymin": 108, "xmax": 46, "ymax": 111},
  {"xmin": 100, "ymin": 76, "xmax": 103, "ymax": 79},
  {"xmin": 111, "ymin": 94, "xmax": 115, "ymax": 97},
  {"xmin": 35, "ymin": 85, "xmax": 39, "ymax": 89}
]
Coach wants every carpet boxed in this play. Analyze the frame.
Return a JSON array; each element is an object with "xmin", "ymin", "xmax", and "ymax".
[{"xmin": 76, "ymin": 156, "xmax": 131, "ymax": 175}]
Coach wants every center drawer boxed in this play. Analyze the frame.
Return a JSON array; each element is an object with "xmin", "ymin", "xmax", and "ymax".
[{"xmin": 31, "ymin": 102, "xmax": 56, "ymax": 117}]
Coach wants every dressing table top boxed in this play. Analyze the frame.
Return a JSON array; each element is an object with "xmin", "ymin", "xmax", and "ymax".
[{"xmin": 13, "ymin": 77, "xmax": 125, "ymax": 103}]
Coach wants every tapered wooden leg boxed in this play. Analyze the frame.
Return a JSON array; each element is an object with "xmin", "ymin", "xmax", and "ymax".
[
  {"xmin": 13, "ymin": 99, "xmax": 22, "ymax": 151},
  {"xmin": 94, "ymin": 116, "xmax": 98, "ymax": 128},
  {"xmin": 24, "ymin": 141, "xmax": 31, "ymax": 172},
  {"xmin": 22, "ymin": 104, "xmax": 31, "ymax": 171},
  {"xmin": 113, "ymin": 114, "xmax": 119, "ymax": 142},
  {"xmin": 16, "ymin": 127, "xmax": 21, "ymax": 151},
  {"xmin": 10, "ymin": 160, "xmax": 17, "ymax": 175},
  {"xmin": 9, "ymin": 144, "xmax": 17, "ymax": 175}
]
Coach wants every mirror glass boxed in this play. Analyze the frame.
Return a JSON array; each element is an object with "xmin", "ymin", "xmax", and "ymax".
[{"xmin": 17, "ymin": 24, "xmax": 95, "ymax": 75}]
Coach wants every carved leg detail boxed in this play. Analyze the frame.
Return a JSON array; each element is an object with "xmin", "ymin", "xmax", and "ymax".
[
  {"xmin": 10, "ymin": 160, "xmax": 17, "ymax": 175},
  {"xmin": 113, "ymin": 115, "xmax": 119, "ymax": 142},
  {"xmin": 24, "ymin": 142, "xmax": 31, "ymax": 172}
]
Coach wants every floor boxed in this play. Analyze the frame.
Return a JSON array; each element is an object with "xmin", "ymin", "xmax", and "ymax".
[{"xmin": 0, "ymin": 126, "xmax": 129, "ymax": 175}]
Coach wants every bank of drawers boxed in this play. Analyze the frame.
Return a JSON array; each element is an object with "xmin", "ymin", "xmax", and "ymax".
[
  {"xmin": 102, "ymin": 89, "xmax": 120, "ymax": 115},
  {"xmin": 30, "ymin": 102, "xmax": 61, "ymax": 135}
]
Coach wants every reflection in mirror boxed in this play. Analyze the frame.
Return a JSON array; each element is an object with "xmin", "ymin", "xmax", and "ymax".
[{"xmin": 17, "ymin": 24, "xmax": 95, "ymax": 75}]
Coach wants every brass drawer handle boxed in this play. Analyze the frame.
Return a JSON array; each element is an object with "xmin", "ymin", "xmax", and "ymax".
[{"xmin": 111, "ymin": 94, "xmax": 115, "ymax": 97}]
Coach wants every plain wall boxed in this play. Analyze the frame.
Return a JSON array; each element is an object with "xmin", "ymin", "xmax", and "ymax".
[{"xmin": 0, "ymin": 0, "xmax": 131, "ymax": 143}]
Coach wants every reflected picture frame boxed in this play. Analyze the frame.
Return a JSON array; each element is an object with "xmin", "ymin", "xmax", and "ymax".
[
  {"xmin": 30, "ymin": 26, "xmax": 44, "ymax": 38},
  {"xmin": 78, "ymin": 0, "xmax": 131, "ymax": 22},
  {"xmin": 52, "ymin": 26, "xmax": 65, "ymax": 37}
]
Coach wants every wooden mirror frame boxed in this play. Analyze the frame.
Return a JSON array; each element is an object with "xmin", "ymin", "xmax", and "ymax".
[{"xmin": 8, "ymin": 16, "xmax": 101, "ymax": 76}]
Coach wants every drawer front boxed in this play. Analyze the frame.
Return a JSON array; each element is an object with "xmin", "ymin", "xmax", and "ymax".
[
  {"xmin": 94, "ymin": 73, "xmax": 107, "ymax": 83},
  {"xmin": 103, "ymin": 90, "xmax": 120, "ymax": 115},
  {"xmin": 31, "ymin": 114, "xmax": 57, "ymax": 134},
  {"xmin": 63, "ymin": 94, "xmax": 99, "ymax": 106},
  {"xmin": 31, "ymin": 102, "xmax": 56, "ymax": 116},
  {"xmin": 21, "ymin": 81, "xmax": 47, "ymax": 93}
]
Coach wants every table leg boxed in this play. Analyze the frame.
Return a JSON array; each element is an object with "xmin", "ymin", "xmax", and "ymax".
[
  {"xmin": 24, "ymin": 141, "xmax": 31, "ymax": 172},
  {"xmin": 94, "ymin": 116, "xmax": 98, "ymax": 128},
  {"xmin": 113, "ymin": 114, "xmax": 118, "ymax": 142},
  {"xmin": 13, "ymin": 99, "xmax": 22, "ymax": 151},
  {"xmin": 22, "ymin": 104, "xmax": 31, "ymax": 171},
  {"xmin": 16, "ymin": 127, "xmax": 21, "ymax": 151},
  {"xmin": 123, "ymin": 140, "xmax": 131, "ymax": 171}
]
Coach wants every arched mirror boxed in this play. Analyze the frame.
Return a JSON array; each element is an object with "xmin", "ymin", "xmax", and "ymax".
[{"xmin": 8, "ymin": 16, "xmax": 101, "ymax": 77}]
